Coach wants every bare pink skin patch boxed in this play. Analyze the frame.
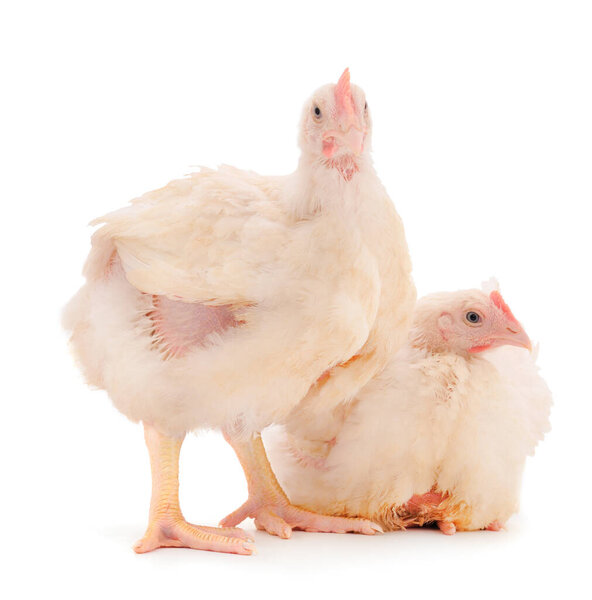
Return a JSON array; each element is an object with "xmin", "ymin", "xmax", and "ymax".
[
  {"xmin": 148, "ymin": 295, "xmax": 241, "ymax": 359},
  {"xmin": 394, "ymin": 490, "xmax": 465, "ymax": 534},
  {"xmin": 397, "ymin": 492, "xmax": 503, "ymax": 534},
  {"xmin": 405, "ymin": 491, "xmax": 445, "ymax": 514},
  {"xmin": 105, "ymin": 252, "xmax": 246, "ymax": 359}
]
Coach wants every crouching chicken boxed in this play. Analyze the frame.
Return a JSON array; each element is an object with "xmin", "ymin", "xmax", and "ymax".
[{"xmin": 266, "ymin": 282, "xmax": 551, "ymax": 534}]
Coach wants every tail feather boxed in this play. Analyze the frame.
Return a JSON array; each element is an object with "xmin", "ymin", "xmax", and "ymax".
[{"xmin": 82, "ymin": 230, "xmax": 116, "ymax": 281}]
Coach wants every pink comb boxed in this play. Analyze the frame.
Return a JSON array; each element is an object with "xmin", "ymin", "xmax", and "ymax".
[
  {"xmin": 335, "ymin": 68, "xmax": 355, "ymax": 118},
  {"xmin": 490, "ymin": 290, "xmax": 519, "ymax": 323}
]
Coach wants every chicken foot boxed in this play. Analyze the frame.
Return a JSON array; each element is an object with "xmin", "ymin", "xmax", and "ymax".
[
  {"xmin": 221, "ymin": 431, "xmax": 382, "ymax": 538},
  {"xmin": 134, "ymin": 423, "xmax": 255, "ymax": 555}
]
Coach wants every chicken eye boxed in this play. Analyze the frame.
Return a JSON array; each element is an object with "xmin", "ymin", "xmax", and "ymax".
[
  {"xmin": 465, "ymin": 311, "xmax": 481, "ymax": 324},
  {"xmin": 313, "ymin": 106, "xmax": 322, "ymax": 119}
]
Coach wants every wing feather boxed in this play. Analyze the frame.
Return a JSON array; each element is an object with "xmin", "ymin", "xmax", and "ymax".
[{"xmin": 87, "ymin": 166, "xmax": 288, "ymax": 305}]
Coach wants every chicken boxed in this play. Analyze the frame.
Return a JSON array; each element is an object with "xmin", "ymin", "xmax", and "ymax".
[
  {"xmin": 63, "ymin": 69, "xmax": 416, "ymax": 555},
  {"xmin": 265, "ymin": 282, "xmax": 551, "ymax": 534}
]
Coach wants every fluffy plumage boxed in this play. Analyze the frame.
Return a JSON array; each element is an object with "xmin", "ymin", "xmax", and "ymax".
[
  {"xmin": 266, "ymin": 284, "xmax": 551, "ymax": 532},
  {"xmin": 63, "ymin": 70, "xmax": 415, "ymax": 551},
  {"xmin": 64, "ymin": 142, "xmax": 414, "ymax": 439}
]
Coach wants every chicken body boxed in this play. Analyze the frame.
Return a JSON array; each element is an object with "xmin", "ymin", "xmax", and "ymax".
[
  {"xmin": 266, "ymin": 286, "xmax": 551, "ymax": 533},
  {"xmin": 66, "ymin": 164, "xmax": 412, "ymax": 437},
  {"xmin": 63, "ymin": 70, "xmax": 415, "ymax": 553}
]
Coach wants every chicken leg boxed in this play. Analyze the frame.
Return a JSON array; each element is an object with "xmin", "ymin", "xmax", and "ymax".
[
  {"xmin": 221, "ymin": 431, "xmax": 382, "ymax": 538},
  {"xmin": 134, "ymin": 423, "xmax": 255, "ymax": 555}
]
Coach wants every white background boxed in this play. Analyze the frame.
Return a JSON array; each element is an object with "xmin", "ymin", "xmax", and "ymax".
[{"xmin": 2, "ymin": 1, "xmax": 591, "ymax": 598}]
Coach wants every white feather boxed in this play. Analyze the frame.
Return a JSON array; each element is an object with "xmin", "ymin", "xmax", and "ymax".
[
  {"xmin": 267, "ymin": 291, "xmax": 552, "ymax": 531},
  {"xmin": 63, "ymin": 83, "xmax": 416, "ymax": 439}
]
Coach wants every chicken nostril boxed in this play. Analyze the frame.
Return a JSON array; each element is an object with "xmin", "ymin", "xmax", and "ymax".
[{"xmin": 506, "ymin": 327, "xmax": 519, "ymax": 334}]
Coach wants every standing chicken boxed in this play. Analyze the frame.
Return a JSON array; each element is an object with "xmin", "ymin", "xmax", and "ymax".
[
  {"xmin": 63, "ymin": 70, "xmax": 416, "ymax": 554},
  {"xmin": 266, "ymin": 283, "xmax": 551, "ymax": 534}
]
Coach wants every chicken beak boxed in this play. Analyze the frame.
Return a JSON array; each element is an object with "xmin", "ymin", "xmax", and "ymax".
[
  {"xmin": 488, "ymin": 289, "xmax": 532, "ymax": 352},
  {"xmin": 340, "ymin": 123, "xmax": 365, "ymax": 156},
  {"xmin": 498, "ymin": 327, "xmax": 533, "ymax": 352},
  {"xmin": 469, "ymin": 327, "xmax": 532, "ymax": 354}
]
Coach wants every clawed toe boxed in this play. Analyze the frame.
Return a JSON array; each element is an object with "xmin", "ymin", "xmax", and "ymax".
[
  {"xmin": 134, "ymin": 518, "xmax": 255, "ymax": 555},
  {"xmin": 289, "ymin": 510, "xmax": 382, "ymax": 536},
  {"xmin": 223, "ymin": 431, "xmax": 382, "ymax": 542},
  {"xmin": 225, "ymin": 498, "xmax": 382, "ymax": 539},
  {"xmin": 486, "ymin": 520, "xmax": 504, "ymax": 532},
  {"xmin": 254, "ymin": 508, "xmax": 292, "ymax": 539},
  {"xmin": 437, "ymin": 520, "xmax": 457, "ymax": 535},
  {"xmin": 199, "ymin": 525, "xmax": 254, "ymax": 543}
]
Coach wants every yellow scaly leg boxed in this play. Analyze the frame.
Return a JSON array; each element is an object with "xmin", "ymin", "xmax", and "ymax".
[
  {"xmin": 134, "ymin": 423, "xmax": 255, "ymax": 555},
  {"xmin": 221, "ymin": 432, "xmax": 382, "ymax": 538}
]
